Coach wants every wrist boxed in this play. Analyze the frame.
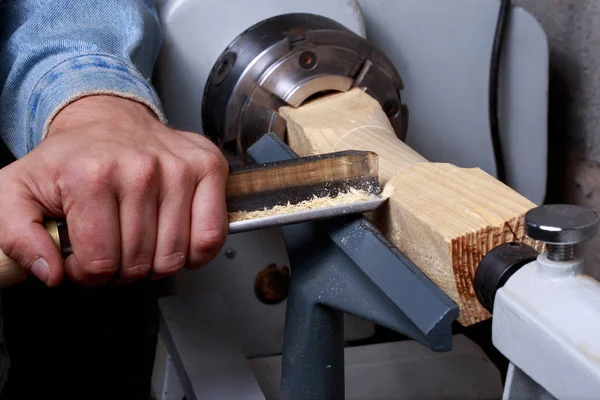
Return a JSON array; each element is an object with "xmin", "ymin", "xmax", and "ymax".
[{"xmin": 47, "ymin": 95, "xmax": 160, "ymax": 137}]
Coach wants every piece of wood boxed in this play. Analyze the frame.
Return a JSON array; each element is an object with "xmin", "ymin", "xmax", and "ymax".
[
  {"xmin": 280, "ymin": 88, "xmax": 543, "ymax": 326},
  {"xmin": 0, "ymin": 250, "xmax": 27, "ymax": 288}
]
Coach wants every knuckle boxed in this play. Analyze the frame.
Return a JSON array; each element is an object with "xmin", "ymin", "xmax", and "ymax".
[
  {"xmin": 0, "ymin": 236, "xmax": 25, "ymax": 266},
  {"xmin": 130, "ymin": 155, "xmax": 158, "ymax": 190},
  {"xmin": 0, "ymin": 233, "xmax": 17, "ymax": 255},
  {"xmin": 191, "ymin": 227, "xmax": 226, "ymax": 258},
  {"xmin": 119, "ymin": 263, "xmax": 152, "ymax": 280},
  {"xmin": 80, "ymin": 258, "xmax": 119, "ymax": 277},
  {"xmin": 202, "ymin": 151, "xmax": 228, "ymax": 177},
  {"xmin": 0, "ymin": 228, "xmax": 40, "ymax": 268},
  {"xmin": 80, "ymin": 159, "xmax": 115, "ymax": 185},
  {"xmin": 218, "ymin": 154, "xmax": 229, "ymax": 174},
  {"xmin": 153, "ymin": 252, "xmax": 186, "ymax": 276},
  {"xmin": 164, "ymin": 158, "xmax": 192, "ymax": 188},
  {"xmin": 61, "ymin": 159, "xmax": 114, "ymax": 189}
]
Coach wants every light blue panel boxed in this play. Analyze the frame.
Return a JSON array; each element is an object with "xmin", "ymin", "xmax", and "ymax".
[{"xmin": 357, "ymin": 0, "xmax": 548, "ymax": 204}]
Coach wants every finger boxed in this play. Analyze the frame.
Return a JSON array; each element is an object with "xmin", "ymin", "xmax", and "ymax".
[
  {"xmin": 63, "ymin": 187, "xmax": 121, "ymax": 287},
  {"xmin": 150, "ymin": 164, "xmax": 195, "ymax": 279},
  {"xmin": 114, "ymin": 160, "xmax": 159, "ymax": 283},
  {"xmin": 0, "ymin": 184, "xmax": 64, "ymax": 287},
  {"xmin": 187, "ymin": 157, "xmax": 228, "ymax": 269}
]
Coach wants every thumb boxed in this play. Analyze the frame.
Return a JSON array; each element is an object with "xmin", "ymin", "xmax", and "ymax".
[{"xmin": 0, "ymin": 194, "xmax": 64, "ymax": 288}]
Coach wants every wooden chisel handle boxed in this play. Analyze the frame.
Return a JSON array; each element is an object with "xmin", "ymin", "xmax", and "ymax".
[
  {"xmin": 0, "ymin": 251, "xmax": 27, "ymax": 288},
  {"xmin": 0, "ymin": 221, "xmax": 63, "ymax": 288}
]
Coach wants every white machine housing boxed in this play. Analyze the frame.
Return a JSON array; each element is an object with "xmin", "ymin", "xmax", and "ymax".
[{"xmin": 493, "ymin": 252, "xmax": 600, "ymax": 399}]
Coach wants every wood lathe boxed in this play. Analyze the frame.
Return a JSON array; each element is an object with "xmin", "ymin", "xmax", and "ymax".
[
  {"xmin": 198, "ymin": 13, "xmax": 543, "ymax": 327},
  {"xmin": 150, "ymin": 2, "xmax": 598, "ymax": 399}
]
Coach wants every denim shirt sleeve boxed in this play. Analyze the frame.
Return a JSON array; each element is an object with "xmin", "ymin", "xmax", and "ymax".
[{"xmin": 0, "ymin": 0, "xmax": 166, "ymax": 159}]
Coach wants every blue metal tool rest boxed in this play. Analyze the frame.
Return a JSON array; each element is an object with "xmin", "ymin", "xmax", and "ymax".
[{"xmin": 246, "ymin": 134, "xmax": 459, "ymax": 400}]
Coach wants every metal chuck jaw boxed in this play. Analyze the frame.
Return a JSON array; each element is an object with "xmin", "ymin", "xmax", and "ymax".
[{"xmin": 201, "ymin": 13, "xmax": 408, "ymax": 157}]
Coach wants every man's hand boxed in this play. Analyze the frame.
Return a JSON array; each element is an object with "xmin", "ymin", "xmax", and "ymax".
[{"xmin": 0, "ymin": 96, "xmax": 229, "ymax": 287}]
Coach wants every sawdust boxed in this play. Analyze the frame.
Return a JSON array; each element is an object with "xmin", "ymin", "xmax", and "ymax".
[
  {"xmin": 228, "ymin": 187, "xmax": 381, "ymax": 222},
  {"xmin": 381, "ymin": 182, "xmax": 395, "ymax": 199}
]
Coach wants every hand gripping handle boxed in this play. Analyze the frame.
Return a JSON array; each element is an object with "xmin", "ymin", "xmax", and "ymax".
[{"xmin": 0, "ymin": 220, "xmax": 62, "ymax": 288}]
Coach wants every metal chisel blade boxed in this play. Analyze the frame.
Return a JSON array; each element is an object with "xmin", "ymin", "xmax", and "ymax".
[{"xmin": 226, "ymin": 150, "xmax": 385, "ymax": 234}]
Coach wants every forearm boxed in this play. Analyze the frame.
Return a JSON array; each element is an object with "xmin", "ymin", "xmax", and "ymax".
[{"xmin": 0, "ymin": 0, "xmax": 166, "ymax": 158}]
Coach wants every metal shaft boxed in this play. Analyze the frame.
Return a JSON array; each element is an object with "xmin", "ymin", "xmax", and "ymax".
[
  {"xmin": 281, "ymin": 271, "xmax": 345, "ymax": 400},
  {"xmin": 546, "ymin": 244, "xmax": 575, "ymax": 262}
]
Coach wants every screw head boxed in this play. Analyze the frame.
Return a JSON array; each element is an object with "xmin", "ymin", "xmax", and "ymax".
[
  {"xmin": 383, "ymin": 99, "xmax": 399, "ymax": 118},
  {"xmin": 210, "ymin": 51, "xmax": 236, "ymax": 86},
  {"xmin": 298, "ymin": 51, "xmax": 317, "ymax": 70},
  {"xmin": 525, "ymin": 204, "xmax": 599, "ymax": 245},
  {"xmin": 224, "ymin": 248, "xmax": 237, "ymax": 259}
]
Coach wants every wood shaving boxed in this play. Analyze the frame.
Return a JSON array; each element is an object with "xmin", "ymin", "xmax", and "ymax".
[
  {"xmin": 381, "ymin": 182, "xmax": 395, "ymax": 199},
  {"xmin": 228, "ymin": 187, "xmax": 380, "ymax": 222}
]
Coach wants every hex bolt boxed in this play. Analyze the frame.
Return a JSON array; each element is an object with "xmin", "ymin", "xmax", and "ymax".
[{"xmin": 525, "ymin": 204, "xmax": 600, "ymax": 261}]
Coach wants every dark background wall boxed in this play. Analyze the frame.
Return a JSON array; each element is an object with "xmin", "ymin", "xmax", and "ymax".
[{"xmin": 517, "ymin": 0, "xmax": 600, "ymax": 279}]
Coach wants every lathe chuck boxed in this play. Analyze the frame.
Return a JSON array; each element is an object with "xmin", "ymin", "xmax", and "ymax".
[{"xmin": 202, "ymin": 13, "xmax": 407, "ymax": 156}]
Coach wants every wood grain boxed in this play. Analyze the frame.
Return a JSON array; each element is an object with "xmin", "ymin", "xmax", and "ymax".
[{"xmin": 280, "ymin": 88, "xmax": 543, "ymax": 325}]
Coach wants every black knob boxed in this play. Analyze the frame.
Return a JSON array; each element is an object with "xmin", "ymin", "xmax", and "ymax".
[
  {"xmin": 525, "ymin": 204, "xmax": 599, "ymax": 261},
  {"xmin": 474, "ymin": 242, "xmax": 539, "ymax": 313}
]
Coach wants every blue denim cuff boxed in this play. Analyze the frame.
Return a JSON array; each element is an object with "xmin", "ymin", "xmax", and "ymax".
[{"xmin": 27, "ymin": 54, "xmax": 166, "ymax": 153}]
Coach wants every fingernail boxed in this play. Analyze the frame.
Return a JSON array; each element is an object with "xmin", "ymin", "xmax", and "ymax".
[{"xmin": 30, "ymin": 258, "xmax": 49, "ymax": 283}]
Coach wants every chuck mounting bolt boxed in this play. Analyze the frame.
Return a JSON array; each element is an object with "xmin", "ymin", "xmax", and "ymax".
[{"xmin": 525, "ymin": 204, "xmax": 600, "ymax": 261}]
